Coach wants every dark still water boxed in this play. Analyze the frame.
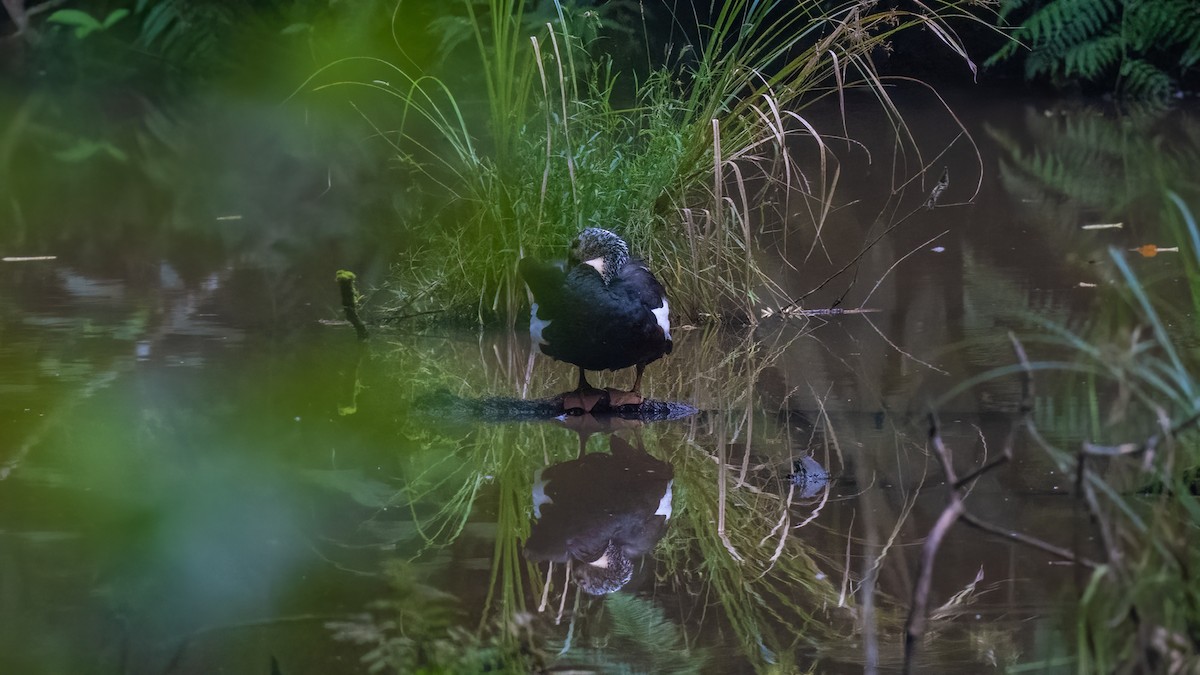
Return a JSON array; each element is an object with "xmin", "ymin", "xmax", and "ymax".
[{"xmin": 3, "ymin": 79, "xmax": 1200, "ymax": 674}]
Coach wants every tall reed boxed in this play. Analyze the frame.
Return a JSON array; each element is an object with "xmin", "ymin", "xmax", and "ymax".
[{"xmin": 305, "ymin": 0, "xmax": 987, "ymax": 324}]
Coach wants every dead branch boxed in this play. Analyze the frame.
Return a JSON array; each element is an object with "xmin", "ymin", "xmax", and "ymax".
[{"xmin": 904, "ymin": 333, "xmax": 1090, "ymax": 673}]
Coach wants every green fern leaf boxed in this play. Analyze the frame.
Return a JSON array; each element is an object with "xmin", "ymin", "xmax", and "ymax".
[
  {"xmin": 1128, "ymin": 0, "xmax": 1200, "ymax": 52},
  {"xmin": 1063, "ymin": 34, "xmax": 1122, "ymax": 79},
  {"xmin": 991, "ymin": 0, "xmax": 1195, "ymax": 100},
  {"xmin": 997, "ymin": 0, "xmax": 1042, "ymax": 22},
  {"xmin": 1120, "ymin": 58, "xmax": 1172, "ymax": 100}
]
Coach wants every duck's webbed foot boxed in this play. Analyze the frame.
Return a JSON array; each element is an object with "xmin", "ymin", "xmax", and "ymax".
[
  {"xmin": 606, "ymin": 363, "xmax": 647, "ymax": 408},
  {"xmin": 561, "ymin": 386, "xmax": 607, "ymax": 414},
  {"xmin": 561, "ymin": 368, "xmax": 606, "ymax": 413},
  {"xmin": 605, "ymin": 389, "xmax": 644, "ymax": 408}
]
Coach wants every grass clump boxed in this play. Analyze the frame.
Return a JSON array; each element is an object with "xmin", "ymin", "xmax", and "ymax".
[
  {"xmin": 1057, "ymin": 195, "xmax": 1200, "ymax": 674},
  {"xmin": 307, "ymin": 0, "xmax": 984, "ymax": 324}
]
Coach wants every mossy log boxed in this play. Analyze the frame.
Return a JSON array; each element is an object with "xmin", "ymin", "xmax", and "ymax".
[{"xmin": 416, "ymin": 389, "xmax": 697, "ymax": 424}]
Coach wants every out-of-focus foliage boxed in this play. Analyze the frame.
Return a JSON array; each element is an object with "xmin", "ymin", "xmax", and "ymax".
[{"xmin": 988, "ymin": 0, "xmax": 1200, "ymax": 99}]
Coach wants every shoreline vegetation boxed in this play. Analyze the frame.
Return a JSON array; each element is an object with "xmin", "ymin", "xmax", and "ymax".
[
  {"xmin": 301, "ymin": 0, "xmax": 990, "ymax": 327},
  {"xmin": 307, "ymin": 8, "xmax": 1200, "ymax": 668},
  {"xmin": 7, "ymin": 1, "xmax": 1200, "ymax": 672}
]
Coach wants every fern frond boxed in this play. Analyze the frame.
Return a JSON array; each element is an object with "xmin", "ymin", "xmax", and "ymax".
[
  {"xmin": 1125, "ymin": 0, "xmax": 1198, "ymax": 53},
  {"xmin": 996, "ymin": 0, "xmax": 1042, "ymax": 22},
  {"xmin": 1062, "ymin": 34, "xmax": 1122, "ymax": 79},
  {"xmin": 1120, "ymin": 57, "xmax": 1172, "ymax": 100},
  {"xmin": 1017, "ymin": 0, "xmax": 1116, "ymax": 53},
  {"xmin": 136, "ymin": 0, "xmax": 235, "ymax": 68},
  {"xmin": 991, "ymin": 0, "xmax": 1194, "ymax": 99}
]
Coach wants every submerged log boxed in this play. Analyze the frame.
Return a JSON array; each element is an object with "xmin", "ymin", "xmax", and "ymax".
[{"xmin": 416, "ymin": 389, "xmax": 697, "ymax": 424}]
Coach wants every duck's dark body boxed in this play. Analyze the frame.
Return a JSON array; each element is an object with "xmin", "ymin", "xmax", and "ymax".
[
  {"xmin": 520, "ymin": 256, "xmax": 672, "ymax": 372},
  {"xmin": 518, "ymin": 228, "xmax": 673, "ymax": 402}
]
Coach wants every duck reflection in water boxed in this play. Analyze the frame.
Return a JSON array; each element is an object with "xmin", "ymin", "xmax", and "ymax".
[{"xmin": 525, "ymin": 423, "xmax": 673, "ymax": 595}]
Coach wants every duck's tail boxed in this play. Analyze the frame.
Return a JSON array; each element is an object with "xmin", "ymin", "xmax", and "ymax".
[{"xmin": 518, "ymin": 257, "xmax": 567, "ymax": 306}]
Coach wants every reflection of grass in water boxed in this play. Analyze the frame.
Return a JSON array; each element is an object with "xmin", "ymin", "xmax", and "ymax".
[
  {"xmin": 331, "ymin": 318, "xmax": 1079, "ymax": 671},
  {"xmin": 327, "ymin": 323, "xmax": 867, "ymax": 671},
  {"xmin": 938, "ymin": 195, "xmax": 1200, "ymax": 673},
  {"xmin": 664, "ymin": 423, "xmax": 846, "ymax": 663}
]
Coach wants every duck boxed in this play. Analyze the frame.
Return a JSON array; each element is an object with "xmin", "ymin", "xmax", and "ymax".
[
  {"xmin": 525, "ymin": 433, "xmax": 674, "ymax": 595},
  {"xmin": 518, "ymin": 228, "xmax": 672, "ymax": 412}
]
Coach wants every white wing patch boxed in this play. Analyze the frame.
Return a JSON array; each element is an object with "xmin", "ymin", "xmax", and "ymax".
[
  {"xmin": 530, "ymin": 302, "xmax": 551, "ymax": 351},
  {"xmin": 655, "ymin": 480, "xmax": 674, "ymax": 518},
  {"xmin": 532, "ymin": 468, "xmax": 552, "ymax": 519},
  {"xmin": 652, "ymin": 298, "xmax": 671, "ymax": 341}
]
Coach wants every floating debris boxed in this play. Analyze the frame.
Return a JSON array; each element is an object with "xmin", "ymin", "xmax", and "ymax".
[
  {"xmin": 215, "ymin": 215, "xmax": 243, "ymax": 221},
  {"xmin": 1078, "ymin": 282, "xmax": 1098, "ymax": 288},
  {"xmin": 924, "ymin": 167, "xmax": 949, "ymax": 210},
  {"xmin": 1132, "ymin": 244, "xmax": 1179, "ymax": 257},
  {"xmin": 1081, "ymin": 223, "xmax": 1123, "ymax": 230},
  {"xmin": 931, "ymin": 246, "xmax": 945, "ymax": 253},
  {"xmin": 760, "ymin": 306, "xmax": 881, "ymax": 319},
  {"xmin": 2, "ymin": 256, "xmax": 57, "ymax": 262},
  {"xmin": 787, "ymin": 456, "xmax": 830, "ymax": 499}
]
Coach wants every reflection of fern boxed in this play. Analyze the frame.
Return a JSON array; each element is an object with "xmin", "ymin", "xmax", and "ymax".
[
  {"xmin": 989, "ymin": 0, "xmax": 1200, "ymax": 99},
  {"xmin": 989, "ymin": 105, "xmax": 1200, "ymax": 209},
  {"xmin": 599, "ymin": 594, "xmax": 709, "ymax": 674},
  {"xmin": 328, "ymin": 560, "xmax": 545, "ymax": 674}
]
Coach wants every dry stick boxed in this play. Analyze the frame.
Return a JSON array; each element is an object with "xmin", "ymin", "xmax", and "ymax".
[
  {"xmin": 1081, "ymin": 408, "xmax": 1200, "ymax": 459},
  {"xmin": 958, "ymin": 511, "xmax": 1096, "ymax": 567},
  {"xmin": 782, "ymin": 199, "xmax": 930, "ymax": 313},
  {"xmin": 538, "ymin": 562, "xmax": 553, "ymax": 613},
  {"xmin": 1010, "ymin": 335, "xmax": 1122, "ymax": 568},
  {"xmin": 952, "ymin": 332, "xmax": 1036, "ymax": 490},
  {"xmin": 555, "ymin": 559, "xmax": 572, "ymax": 625},
  {"xmin": 904, "ymin": 334, "xmax": 1090, "ymax": 673},
  {"xmin": 903, "ymin": 414, "xmax": 965, "ymax": 675},
  {"xmin": 858, "ymin": 230, "xmax": 949, "ymax": 310}
]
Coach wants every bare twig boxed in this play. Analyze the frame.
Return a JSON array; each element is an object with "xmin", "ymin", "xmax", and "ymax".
[
  {"xmin": 538, "ymin": 562, "xmax": 553, "ymax": 612},
  {"xmin": 781, "ymin": 200, "xmax": 927, "ymax": 311},
  {"xmin": 904, "ymin": 414, "xmax": 965, "ymax": 674},
  {"xmin": 954, "ymin": 332, "xmax": 1034, "ymax": 489},
  {"xmin": 555, "ymin": 559, "xmax": 572, "ymax": 625},
  {"xmin": 959, "ymin": 511, "xmax": 1096, "ymax": 567},
  {"xmin": 25, "ymin": 0, "xmax": 65, "ymax": 19},
  {"xmin": 905, "ymin": 335, "xmax": 1071, "ymax": 672}
]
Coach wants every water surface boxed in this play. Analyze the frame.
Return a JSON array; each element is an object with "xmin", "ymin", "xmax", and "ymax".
[{"xmin": 3, "ymin": 80, "xmax": 1199, "ymax": 673}]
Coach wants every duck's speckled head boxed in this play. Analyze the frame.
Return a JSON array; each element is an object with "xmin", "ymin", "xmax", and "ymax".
[{"xmin": 569, "ymin": 228, "xmax": 630, "ymax": 284}]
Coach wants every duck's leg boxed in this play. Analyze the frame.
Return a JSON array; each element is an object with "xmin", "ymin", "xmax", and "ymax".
[
  {"xmin": 562, "ymin": 367, "xmax": 606, "ymax": 413},
  {"xmin": 607, "ymin": 363, "xmax": 646, "ymax": 408}
]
